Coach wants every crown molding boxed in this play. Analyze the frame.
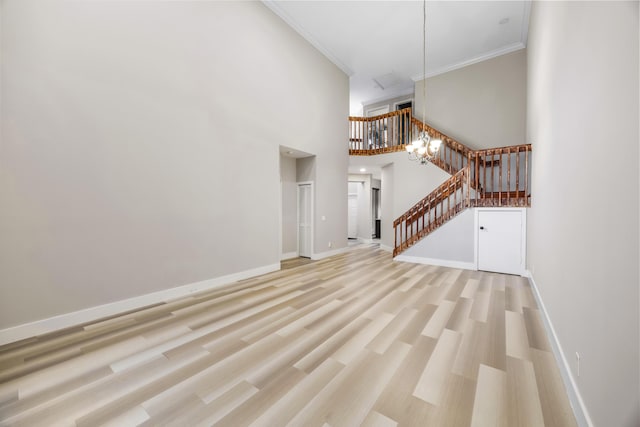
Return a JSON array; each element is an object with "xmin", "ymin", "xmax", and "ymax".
[
  {"xmin": 262, "ymin": 0, "xmax": 354, "ymax": 76},
  {"xmin": 411, "ymin": 42, "xmax": 526, "ymax": 82}
]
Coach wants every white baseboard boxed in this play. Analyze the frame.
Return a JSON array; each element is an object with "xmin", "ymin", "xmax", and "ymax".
[
  {"xmin": 525, "ymin": 270, "xmax": 593, "ymax": 427},
  {"xmin": 280, "ymin": 252, "xmax": 298, "ymax": 261},
  {"xmin": 311, "ymin": 246, "xmax": 350, "ymax": 260},
  {"xmin": 357, "ymin": 238, "xmax": 374, "ymax": 244},
  {"xmin": 379, "ymin": 244, "xmax": 393, "ymax": 253},
  {"xmin": 0, "ymin": 262, "xmax": 280, "ymax": 347},
  {"xmin": 394, "ymin": 254, "xmax": 476, "ymax": 271}
]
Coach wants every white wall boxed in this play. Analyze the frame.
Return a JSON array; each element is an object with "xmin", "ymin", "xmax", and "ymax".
[
  {"xmin": 403, "ymin": 208, "xmax": 474, "ymax": 265},
  {"xmin": 381, "ymin": 163, "xmax": 394, "ymax": 250},
  {"xmin": 360, "ymin": 152, "xmax": 450, "ymax": 251},
  {"xmin": 527, "ymin": 2, "xmax": 639, "ymax": 426},
  {"xmin": 414, "ymin": 49, "xmax": 526, "ymax": 150},
  {"xmin": 0, "ymin": 1, "xmax": 348, "ymax": 330},
  {"xmin": 280, "ymin": 154, "xmax": 297, "ymax": 257}
]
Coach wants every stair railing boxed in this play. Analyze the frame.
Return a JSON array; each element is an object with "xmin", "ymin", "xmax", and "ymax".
[
  {"xmin": 393, "ymin": 167, "xmax": 471, "ymax": 256},
  {"xmin": 349, "ymin": 108, "xmax": 474, "ymax": 176},
  {"xmin": 349, "ymin": 108, "xmax": 412, "ymax": 154},
  {"xmin": 349, "ymin": 110, "xmax": 533, "ymax": 256},
  {"xmin": 391, "ymin": 145, "xmax": 533, "ymax": 256},
  {"xmin": 409, "ymin": 117, "xmax": 472, "ymax": 174},
  {"xmin": 469, "ymin": 144, "xmax": 532, "ymax": 207}
]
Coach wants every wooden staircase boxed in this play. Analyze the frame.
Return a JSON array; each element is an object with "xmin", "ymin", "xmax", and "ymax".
[{"xmin": 349, "ymin": 108, "xmax": 532, "ymax": 256}]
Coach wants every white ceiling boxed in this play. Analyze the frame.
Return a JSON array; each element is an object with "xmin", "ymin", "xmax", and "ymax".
[{"xmin": 264, "ymin": 1, "xmax": 531, "ymax": 115}]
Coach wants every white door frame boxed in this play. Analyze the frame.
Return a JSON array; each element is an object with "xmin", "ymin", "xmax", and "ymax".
[
  {"xmin": 297, "ymin": 181, "xmax": 314, "ymax": 258},
  {"xmin": 474, "ymin": 207, "xmax": 527, "ymax": 276}
]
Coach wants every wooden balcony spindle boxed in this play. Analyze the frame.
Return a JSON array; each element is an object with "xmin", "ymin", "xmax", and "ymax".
[
  {"xmin": 516, "ymin": 147, "xmax": 521, "ymax": 205},
  {"xmin": 507, "ymin": 147, "xmax": 511, "ymax": 206},
  {"xmin": 498, "ymin": 150, "xmax": 503, "ymax": 206},
  {"xmin": 525, "ymin": 147, "xmax": 529, "ymax": 205}
]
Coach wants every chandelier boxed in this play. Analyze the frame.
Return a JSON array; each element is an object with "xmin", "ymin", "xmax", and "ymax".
[{"xmin": 406, "ymin": 0, "xmax": 441, "ymax": 164}]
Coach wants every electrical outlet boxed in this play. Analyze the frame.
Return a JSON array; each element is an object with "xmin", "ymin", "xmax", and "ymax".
[
  {"xmin": 328, "ymin": 241, "xmax": 332, "ymax": 248},
  {"xmin": 575, "ymin": 352, "xmax": 580, "ymax": 377}
]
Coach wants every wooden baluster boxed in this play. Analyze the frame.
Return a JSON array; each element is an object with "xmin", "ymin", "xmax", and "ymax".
[
  {"xmin": 525, "ymin": 147, "xmax": 529, "ymax": 206},
  {"xmin": 439, "ymin": 190, "xmax": 442, "ymax": 222},
  {"xmin": 516, "ymin": 146, "xmax": 521, "ymax": 205},
  {"xmin": 483, "ymin": 152, "xmax": 488, "ymax": 205},
  {"xmin": 467, "ymin": 155, "xmax": 471, "ymax": 208},
  {"xmin": 446, "ymin": 180, "xmax": 451, "ymax": 219},
  {"xmin": 453, "ymin": 174, "xmax": 457, "ymax": 213},
  {"xmin": 494, "ymin": 152, "xmax": 498, "ymax": 205},
  {"xmin": 499, "ymin": 149, "xmax": 503, "ymax": 207},
  {"xmin": 507, "ymin": 147, "xmax": 511, "ymax": 206},
  {"xmin": 391, "ymin": 114, "xmax": 395, "ymax": 148},
  {"xmin": 474, "ymin": 152, "xmax": 477, "ymax": 205},
  {"xmin": 383, "ymin": 117, "xmax": 386, "ymax": 149}
]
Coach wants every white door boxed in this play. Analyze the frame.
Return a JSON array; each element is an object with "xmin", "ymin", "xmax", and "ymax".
[
  {"xmin": 477, "ymin": 210, "xmax": 524, "ymax": 275},
  {"xmin": 297, "ymin": 183, "xmax": 312, "ymax": 258},
  {"xmin": 348, "ymin": 194, "xmax": 358, "ymax": 239}
]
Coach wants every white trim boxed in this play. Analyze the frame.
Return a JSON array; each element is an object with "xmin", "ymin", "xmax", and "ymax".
[
  {"xmin": 379, "ymin": 244, "xmax": 393, "ymax": 253},
  {"xmin": 0, "ymin": 263, "xmax": 280, "ymax": 346},
  {"xmin": 525, "ymin": 271, "xmax": 593, "ymax": 427},
  {"xmin": 357, "ymin": 238, "xmax": 374, "ymax": 244},
  {"xmin": 262, "ymin": 0, "xmax": 353, "ymax": 76},
  {"xmin": 520, "ymin": 0, "xmax": 532, "ymax": 46},
  {"xmin": 411, "ymin": 42, "xmax": 526, "ymax": 81},
  {"xmin": 280, "ymin": 251, "xmax": 298, "ymax": 261},
  {"xmin": 278, "ymin": 159, "xmax": 283, "ymax": 266},
  {"xmin": 311, "ymin": 246, "xmax": 350, "ymax": 261},
  {"xmin": 474, "ymin": 207, "xmax": 527, "ymax": 276},
  {"xmin": 393, "ymin": 254, "xmax": 476, "ymax": 271}
]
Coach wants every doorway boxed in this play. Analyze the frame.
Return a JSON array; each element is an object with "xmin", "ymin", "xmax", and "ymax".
[
  {"xmin": 348, "ymin": 194, "xmax": 358, "ymax": 239},
  {"xmin": 297, "ymin": 182, "xmax": 313, "ymax": 258}
]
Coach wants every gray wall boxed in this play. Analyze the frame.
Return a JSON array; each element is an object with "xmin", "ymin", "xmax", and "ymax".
[
  {"xmin": 381, "ymin": 163, "xmax": 394, "ymax": 250},
  {"xmin": 527, "ymin": 2, "xmax": 639, "ymax": 426},
  {"xmin": 280, "ymin": 155, "xmax": 297, "ymax": 257},
  {"xmin": 0, "ymin": 1, "xmax": 348, "ymax": 329},
  {"xmin": 414, "ymin": 49, "xmax": 526, "ymax": 150},
  {"xmin": 403, "ymin": 208, "xmax": 474, "ymax": 263},
  {"xmin": 357, "ymin": 152, "xmax": 450, "ymax": 251}
]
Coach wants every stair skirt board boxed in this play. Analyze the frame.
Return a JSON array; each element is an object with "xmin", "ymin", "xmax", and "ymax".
[
  {"xmin": 0, "ymin": 262, "xmax": 280, "ymax": 347},
  {"xmin": 393, "ymin": 254, "xmax": 475, "ymax": 271}
]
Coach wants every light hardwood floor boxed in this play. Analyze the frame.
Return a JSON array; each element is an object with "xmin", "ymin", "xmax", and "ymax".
[{"xmin": 0, "ymin": 245, "xmax": 576, "ymax": 426}]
